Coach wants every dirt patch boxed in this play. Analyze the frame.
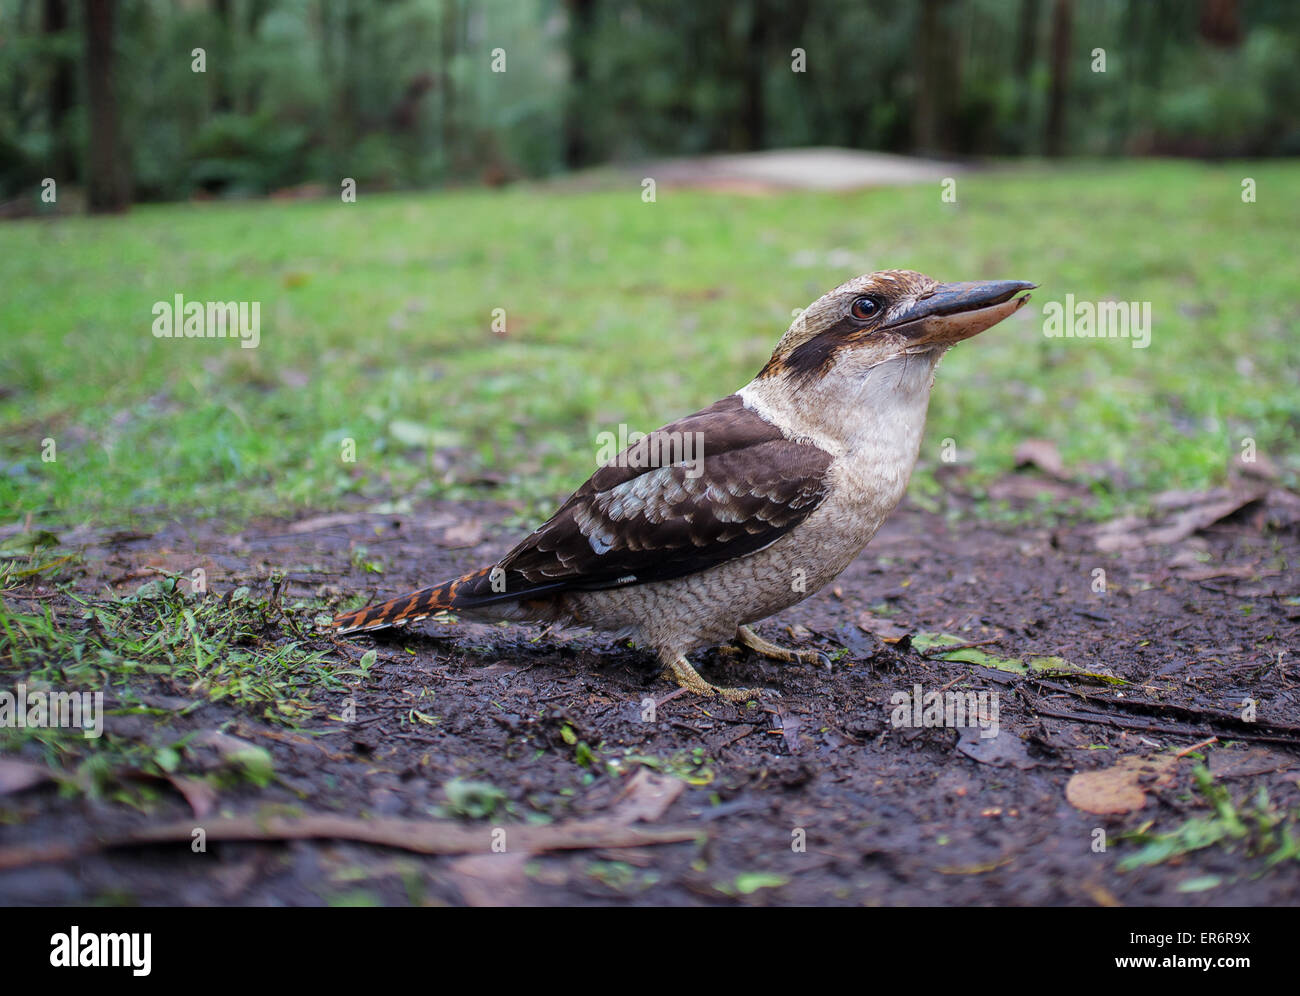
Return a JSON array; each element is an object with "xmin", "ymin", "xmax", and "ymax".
[{"xmin": 2, "ymin": 494, "xmax": 1298, "ymax": 906}]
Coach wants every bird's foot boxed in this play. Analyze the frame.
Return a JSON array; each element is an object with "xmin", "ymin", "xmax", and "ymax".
[
  {"xmin": 662, "ymin": 654, "xmax": 777, "ymax": 702},
  {"xmin": 735, "ymin": 625, "xmax": 832, "ymax": 671}
]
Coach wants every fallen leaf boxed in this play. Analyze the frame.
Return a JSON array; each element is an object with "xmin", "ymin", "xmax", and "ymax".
[
  {"xmin": 1208, "ymin": 746, "xmax": 1295, "ymax": 779},
  {"xmin": 858, "ymin": 612, "xmax": 911, "ymax": 643},
  {"xmin": 287, "ymin": 513, "xmax": 381, "ymax": 534},
  {"xmin": 448, "ymin": 852, "xmax": 532, "ymax": 906},
  {"xmin": 439, "ymin": 519, "xmax": 484, "ymax": 549},
  {"xmin": 1014, "ymin": 438, "xmax": 1068, "ymax": 480},
  {"xmin": 605, "ymin": 768, "xmax": 687, "ymax": 823},
  {"xmin": 912, "ymin": 633, "xmax": 1124, "ymax": 685},
  {"xmin": 986, "ymin": 475, "xmax": 1082, "ymax": 502},
  {"xmin": 1095, "ymin": 485, "xmax": 1270, "ymax": 551},
  {"xmin": 1231, "ymin": 451, "xmax": 1279, "ymax": 482},
  {"xmin": 956, "ymin": 726, "xmax": 1037, "ymax": 769},
  {"xmin": 0, "ymin": 760, "xmax": 54, "ymax": 795},
  {"xmin": 1175, "ymin": 564, "xmax": 1273, "ymax": 582},
  {"xmin": 775, "ymin": 710, "xmax": 805, "ymax": 754},
  {"xmin": 1066, "ymin": 754, "xmax": 1177, "ymax": 815},
  {"xmin": 166, "ymin": 775, "xmax": 218, "ymax": 819}
]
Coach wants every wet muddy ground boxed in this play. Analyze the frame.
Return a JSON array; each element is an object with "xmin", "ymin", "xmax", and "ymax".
[{"xmin": 2, "ymin": 489, "xmax": 1298, "ymax": 906}]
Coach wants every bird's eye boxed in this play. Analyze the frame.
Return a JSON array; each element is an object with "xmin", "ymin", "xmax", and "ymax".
[{"xmin": 850, "ymin": 296, "xmax": 882, "ymax": 321}]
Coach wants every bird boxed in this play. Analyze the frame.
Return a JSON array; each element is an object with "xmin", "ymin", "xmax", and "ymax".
[{"xmin": 333, "ymin": 269, "xmax": 1034, "ymax": 699}]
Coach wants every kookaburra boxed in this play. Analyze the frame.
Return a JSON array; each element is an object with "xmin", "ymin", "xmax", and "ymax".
[{"xmin": 333, "ymin": 270, "xmax": 1034, "ymax": 699}]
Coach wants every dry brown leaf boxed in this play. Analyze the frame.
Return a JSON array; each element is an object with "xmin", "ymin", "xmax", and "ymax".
[
  {"xmin": 448, "ymin": 852, "xmax": 533, "ymax": 906},
  {"xmin": 1095, "ymin": 485, "xmax": 1269, "ymax": 552},
  {"xmin": 857, "ymin": 612, "xmax": 911, "ymax": 643},
  {"xmin": 1066, "ymin": 754, "xmax": 1177, "ymax": 815},
  {"xmin": 956, "ymin": 726, "xmax": 1037, "ymax": 769},
  {"xmin": 604, "ymin": 768, "xmax": 685, "ymax": 823},
  {"xmin": 1175, "ymin": 565, "xmax": 1277, "ymax": 582},
  {"xmin": 1014, "ymin": 438, "xmax": 1068, "ymax": 480},
  {"xmin": 287, "ymin": 513, "xmax": 381, "ymax": 534},
  {"xmin": 284, "ymin": 512, "xmax": 454, "ymax": 535},
  {"xmin": 1208, "ymin": 746, "xmax": 1296, "ymax": 779},
  {"xmin": 1232, "ymin": 451, "xmax": 1280, "ymax": 482},
  {"xmin": 0, "ymin": 760, "xmax": 54, "ymax": 795},
  {"xmin": 439, "ymin": 519, "xmax": 485, "ymax": 548},
  {"xmin": 986, "ymin": 475, "xmax": 1081, "ymax": 502},
  {"xmin": 166, "ymin": 775, "xmax": 218, "ymax": 819}
]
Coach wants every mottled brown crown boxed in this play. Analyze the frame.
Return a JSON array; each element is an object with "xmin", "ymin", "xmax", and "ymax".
[{"xmin": 759, "ymin": 269, "xmax": 940, "ymax": 381}]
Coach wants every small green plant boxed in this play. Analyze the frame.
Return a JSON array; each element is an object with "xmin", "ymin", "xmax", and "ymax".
[
  {"xmin": 1119, "ymin": 765, "xmax": 1300, "ymax": 872},
  {"xmin": 441, "ymin": 778, "xmax": 508, "ymax": 820},
  {"xmin": 0, "ymin": 575, "xmax": 352, "ymax": 796}
]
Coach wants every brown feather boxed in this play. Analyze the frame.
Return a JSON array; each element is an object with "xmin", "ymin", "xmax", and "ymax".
[{"xmin": 331, "ymin": 396, "xmax": 833, "ymax": 632}]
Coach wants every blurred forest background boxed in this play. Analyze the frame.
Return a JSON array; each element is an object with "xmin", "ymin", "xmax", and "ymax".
[{"xmin": 1, "ymin": 0, "xmax": 1299, "ymax": 211}]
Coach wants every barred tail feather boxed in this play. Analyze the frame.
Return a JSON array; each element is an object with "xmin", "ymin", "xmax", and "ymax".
[{"xmin": 332, "ymin": 567, "xmax": 495, "ymax": 635}]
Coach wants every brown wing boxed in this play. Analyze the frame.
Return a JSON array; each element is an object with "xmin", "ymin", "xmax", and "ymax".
[{"xmin": 454, "ymin": 395, "xmax": 833, "ymax": 606}]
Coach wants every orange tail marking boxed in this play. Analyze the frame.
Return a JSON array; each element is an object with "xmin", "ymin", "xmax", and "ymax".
[{"xmin": 331, "ymin": 568, "xmax": 491, "ymax": 634}]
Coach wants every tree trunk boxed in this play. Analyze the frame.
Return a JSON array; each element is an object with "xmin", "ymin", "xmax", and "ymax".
[
  {"xmin": 43, "ymin": 0, "xmax": 75, "ymax": 182},
  {"xmin": 341, "ymin": 0, "xmax": 363, "ymax": 140},
  {"xmin": 242, "ymin": 0, "xmax": 270, "ymax": 114},
  {"xmin": 1044, "ymin": 0, "xmax": 1071, "ymax": 157},
  {"xmin": 913, "ymin": 0, "xmax": 957, "ymax": 155},
  {"xmin": 740, "ymin": 0, "xmax": 766, "ymax": 151},
  {"xmin": 439, "ymin": 0, "xmax": 459, "ymax": 172},
  {"xmin": 1013, "ymin": 0, "xmax": 1040, "ymax": 153},
  {"xmin": 212, "ymin": 0, "xmax": 234, "ymax": 112},
  {"xmin": 563, "ymin": 0, "xmax": 595, "ymax": 168},
  {"xmin": 1198, "ymin": 0, "xmax": 1241, "ymax": 47},
  {"xmin": 83, "ymin": 0, "xmax": 129, "ymax": 212}
]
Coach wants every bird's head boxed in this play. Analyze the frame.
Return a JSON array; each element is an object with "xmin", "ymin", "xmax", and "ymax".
[{"xmin": 759, "ymin": 269, "xmax": 1034, "ymax": 383}]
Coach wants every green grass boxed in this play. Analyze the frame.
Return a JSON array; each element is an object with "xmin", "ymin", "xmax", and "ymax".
[
  {"xmin": 0, "ymin": 563, "xmax": 359, "ymax": 799},
  {"xmin": 1119, "ymin": 765, "xmax": 1300, "ymax": 878},
  {"xmin": 2, "ymin": 160, "xmax": 1298, "ymax": 529}
]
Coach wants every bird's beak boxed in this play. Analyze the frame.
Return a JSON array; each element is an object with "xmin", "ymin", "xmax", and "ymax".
[{"xmin": 885, "ymin": 280, "xmax": 1036, "ymax": 348}]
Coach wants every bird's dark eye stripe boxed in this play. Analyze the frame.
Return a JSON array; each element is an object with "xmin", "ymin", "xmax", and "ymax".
[{"xmin": 850, "ymin": 296, "xmax": 882, "ymax": 321}]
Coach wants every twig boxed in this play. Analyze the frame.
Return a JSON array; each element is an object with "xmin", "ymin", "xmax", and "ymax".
[
  {"xmin": 1033, "ymin": 705, "xmax": 1300, "ymax": 748},
  {"xmin": 0, "ymin": 813, "xmax": 701, "ymax": 873},
  {"xmin": 1032, "ymin": 679, "xmax": 1300, "ymax": 736},
  {"xmin": 1176, "ymin": 736, "xmax": 1219, "ymax": 757}
]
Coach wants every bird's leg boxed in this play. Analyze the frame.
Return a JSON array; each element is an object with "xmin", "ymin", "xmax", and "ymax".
[
  {"xmin": 735, "ymin": 625, "xmax": 833, "ymax": 671},
  {"xmin": 660, "ymin": 651, "xmax": 772, "ymax": 702}
]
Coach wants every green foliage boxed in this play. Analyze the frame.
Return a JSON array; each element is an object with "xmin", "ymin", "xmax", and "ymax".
[
  {"xmin": 0, "ymin": 574, "xmax": 348, "ymax": 724},
  {"xmin": 441, "ymin": 778, "xmax": 508, "ymax": 820},
  {"xmin": 2, "ymin": 1, "xmax": 1300, "ymax": 202},
  {"xmin": 1119, "ymin": 766, "xmax": 1300, "ymax": 873},
  {"xmin": 0, "ymin": 566, "xmax": 360, "ymax": 796}
]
